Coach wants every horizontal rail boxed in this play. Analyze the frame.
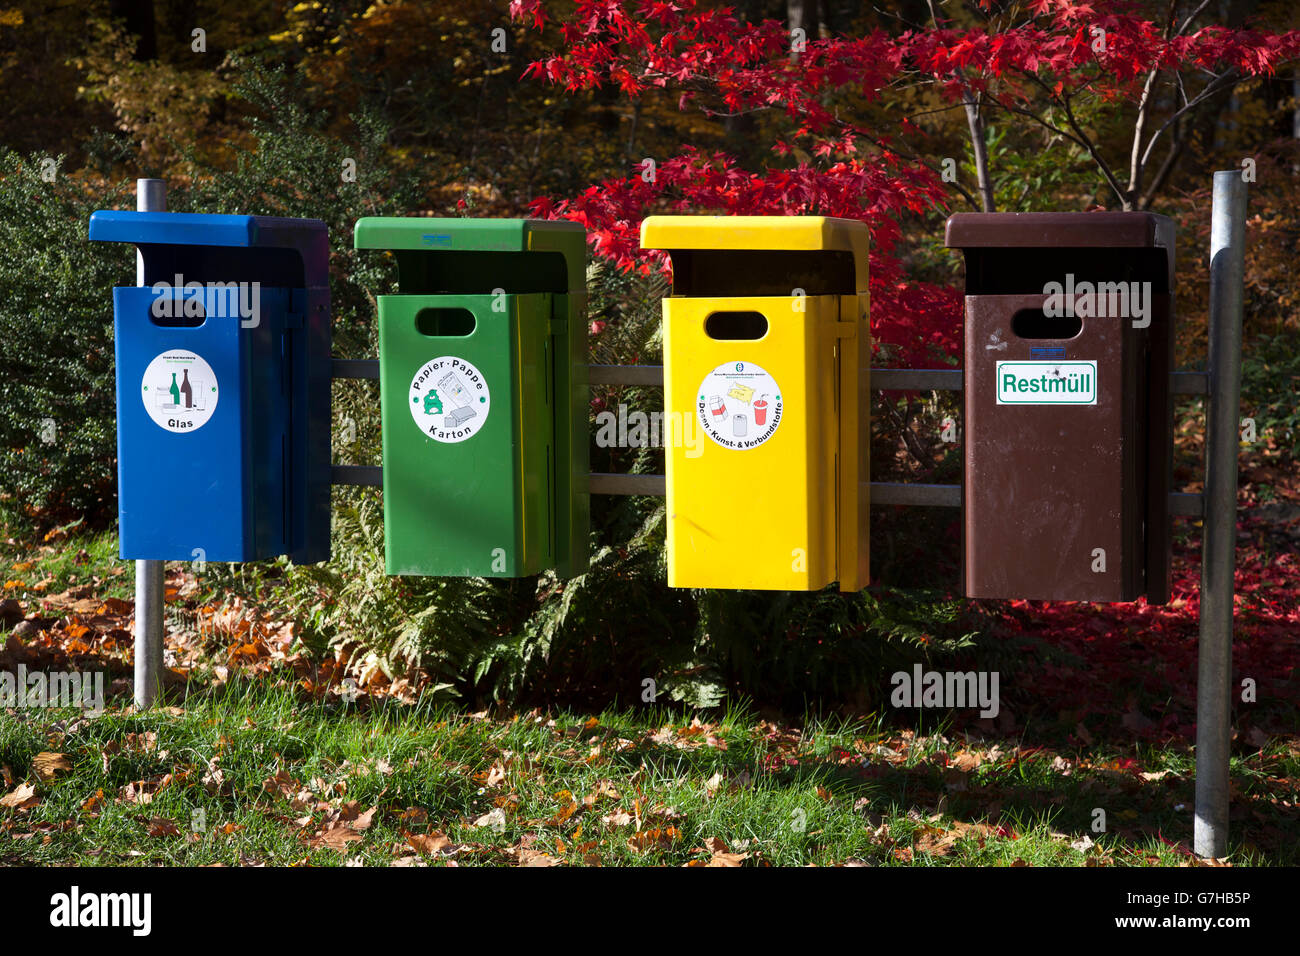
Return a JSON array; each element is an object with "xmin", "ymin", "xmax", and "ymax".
[
  {"xmin": 557, "ymin": 474, "xmax": 1206, "ymax": 516},
  {"xmin": 589, "ymin": 473, "xmax": 666, "ymax": 496},
  {"xmin": 338, "ymin": 360, "xmax": 1209, "ymax": 395},
  {"xmin": 332, "ymin": 465, "xmax": 382, "ymax": 487},
  {"xmin": 1169, "ymin": 492, "xmax": 1205, "ymax": 517},
  {"xmin": 589, "ymin": 364, "xmax": 665, "ymax": 386},
  {"xmin": 871, "ymin": 482, "xmax": 961, "ymax": 507},
  {"xmin": 332, "ymin": 359, "xmax": 380, "ymax": 380},
  {"xmin": 872, "ymin": 368, "xmax": 962, "ymax": 391},
  {"xmin": 332, "ymin": 360, "xmax": 1209, "ymax": 509},
  {"xmin": 1172, "ymin": 371, "xmax": 1209, "ymax": 395}
]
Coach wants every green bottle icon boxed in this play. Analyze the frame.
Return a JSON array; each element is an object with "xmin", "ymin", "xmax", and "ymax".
[
  {"xmin": 423, "ymin": 389, "xmax": 443, "ymax": 415},
  {"xmin": 169, "ymin": 372, "xmax": 181, "ymax": 407}
]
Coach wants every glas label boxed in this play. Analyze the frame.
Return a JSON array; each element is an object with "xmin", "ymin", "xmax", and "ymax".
[{"xmin": 141, "ymin": 351, "xmax": 219, "ymax": 432}]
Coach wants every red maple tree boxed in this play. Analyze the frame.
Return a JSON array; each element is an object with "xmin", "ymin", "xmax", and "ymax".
[{"xmin": 512, "ymin": 0, "xmax": 1300, "ymax": 366}]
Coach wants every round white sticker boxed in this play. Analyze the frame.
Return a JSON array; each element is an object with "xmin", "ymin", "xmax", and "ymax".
[
  {"xmin": 696, "ymin": 361, "xmax": 783, "ymax": 449},
  {"xmin": 408, "ymin": 356, "xmax": 491, "ymax": 442},
  {"xmin": 141, "ymin": 351, "xmax": 219, "ymax": 433}
]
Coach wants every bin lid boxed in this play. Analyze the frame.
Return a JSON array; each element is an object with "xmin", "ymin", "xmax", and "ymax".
[
  {"xmin": 945, "ymin": 212, "xmax": 1173, "ymax": 250},
  {"xmin": 945, "ymin": 211, "xmax": 1175, "ymax": 292},
  {"xmin": 353, "ymin": 218, "xmax": 586, "ymax": 292},
  {"xmin": 640, "ymin": 215, "xmax": 869, "ymax": 292},
  {"xmin": 88, "ymin": 211, "xmax": 329, "ymax": 288}
]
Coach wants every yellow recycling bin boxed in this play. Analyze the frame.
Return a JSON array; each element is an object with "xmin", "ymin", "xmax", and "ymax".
[{"xmin": 641, "ymin": 216, "xmax": 869, "ymax": 591}]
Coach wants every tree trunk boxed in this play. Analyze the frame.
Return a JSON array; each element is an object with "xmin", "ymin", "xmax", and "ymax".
[
  {"xmin": 964, "ymin": 92, "xmax": 996, "ymax": 212},
  {"xmin": 788, "ymin": 0, "xmax": 819, "ymax": 58}
]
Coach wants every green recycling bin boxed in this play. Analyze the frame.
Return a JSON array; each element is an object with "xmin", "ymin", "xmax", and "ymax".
[{"xmin": 354, "ymin": 218, "xmax": 589, "ymax": 578}]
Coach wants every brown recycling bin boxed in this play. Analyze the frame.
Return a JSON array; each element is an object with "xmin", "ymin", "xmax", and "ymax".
[{"xmin": 946, "ymin": 213, "xmax": 1174, "ymax": 603}]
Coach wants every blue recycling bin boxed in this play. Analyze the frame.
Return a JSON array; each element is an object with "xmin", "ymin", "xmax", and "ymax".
[{"xmin": 88, "ymin": 212, "xmax": 332, "ymax": 563}]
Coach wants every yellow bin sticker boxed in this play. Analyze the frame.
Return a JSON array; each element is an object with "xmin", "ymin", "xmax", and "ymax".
[{"xmin": 697, "ymin": 361, "xmax": 783, "ymax": 449}]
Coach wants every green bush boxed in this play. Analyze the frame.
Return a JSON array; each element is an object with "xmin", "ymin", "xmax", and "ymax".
[
  {"xmin": 1241, "ymin": 331, "xmax": 1300, "ymax": 461},
  {"xmin": 0, "ymin": 153, "xmax": 129, "ymax": 526}
]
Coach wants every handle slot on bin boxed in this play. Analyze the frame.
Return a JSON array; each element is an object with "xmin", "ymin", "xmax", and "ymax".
[
  {"xmin": 415, "ymin": 307, "xmax": 476, "ymax": 337},
  {"xmin": 704, "ymin": 311, "xmax": 768, "ymax": 340},
  {"xmin": 147, "ymin": 288, "xmax": 207, "ymax": 328},
  {"xmin": 1010, "ymin": 309, "xmax": 1083, "ymax": 340}
]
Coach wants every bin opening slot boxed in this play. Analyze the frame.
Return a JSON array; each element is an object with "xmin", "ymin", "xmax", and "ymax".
[
  {"xmin": 704, "ymin": 311, "xmax": 768, "ymax": 340},
  {"xmin": 415, "ymin": 307, "xmax": 476, "ymax": 337},
  {"xmin": 1011, "ymin": 309, "xmax": 1082, "ymax": 340},
  {"xmin": 139, "ymin": 245, "xmax": 307, "ymax": 289},
  {"xmin": 393, "ymin": 250, "xmax": 571, "ymax": 295},
  {"xmin": 148, "ymin": 294, "xmax": 206, "ymax": 328},
  {"xmin": 662, "ymin": 249, "xmax": 859, "ymax": 296},
  {"xmin": 958, "ymin": 247, "xmax": 1170, "ymax": 295}
]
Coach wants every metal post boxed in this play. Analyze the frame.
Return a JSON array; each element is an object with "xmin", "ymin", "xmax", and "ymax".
[
  {"xmin": 1194, "ymin": 170, "xmax": 1248, "ymax": 858},
  {"xmin": 133, "ymin": 179, "xmax": 166, "ymax": 708}
]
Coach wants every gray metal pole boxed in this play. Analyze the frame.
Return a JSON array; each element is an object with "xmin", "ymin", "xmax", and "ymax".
[
  {"xmin": 133, "ymin": 179, "xmax": 166, "ymax": 709},
  {"xmin": 1194, "ymin": 170, "xmax": 1248, "ymax": 858}
]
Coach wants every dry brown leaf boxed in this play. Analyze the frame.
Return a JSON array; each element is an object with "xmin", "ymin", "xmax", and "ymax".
[
  {"xmin": 583, "ymin": 780, "xmax": 621, "ymax": 806},
  {"xmin": 703, "ymin": 837, "xmax": 749, "ymax": 866},
  {"xmin": 406, "ymin": 831, "xmax": 452, "ymax": 855},
  {"xmin": 310, "ymin": 825, "xmax": 363, "ymax": 850},
  {"xmin": 32, "ymin": 752, "xmax": 72, "ymax": 781},
  {"xmin": 473, "ymin": 807, "xmax": 507, "ymax": 829},
  {"xmin": 262, "ymin": 769, "xmax": 298, "ymax": 798},
  {"xmin": 518, "ymin": 848, "xmax": 559, "ymax": 867},
  {"xmin": 627, "ymin": 827, "xmax": 680, "ymax": 853},
  {"xmin": 1139, "ymin": 770, "xmax": 1175, "ymax": 782},
  {"xmin": 952, "ymin": 750, "xmax": 983, "ymax": 772},
  {"xmin": 352, "ymin": 807, "xmax": 378, "ymax": 831},
  {"xmin": 0, "ymin": 783, "xmax": 38, "ymax": 809},
  {"xmin": 147, "ymin": 817, "xmax": 181, "ymax": 838}
]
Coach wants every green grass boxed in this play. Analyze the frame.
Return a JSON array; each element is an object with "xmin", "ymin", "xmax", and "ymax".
[
  {"xmin": 3, "ymin": 529, "xmax": 1296, "ymax": 867},
  {"xmin": 0, "ymin": 526, "xmax": 136, "ymax": 603},
  {"xmin": 2, "ymin": 679, "xmax": 1294, "ymax": 866}
]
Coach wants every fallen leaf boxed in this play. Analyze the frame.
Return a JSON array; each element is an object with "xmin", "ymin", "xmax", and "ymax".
[
  {"xmin": 406, "ymin": 831, "xmax": 452, "ymax": 855},
  {"xmin": 627, "ymin": 827, "xmax": 680, "ymax": 853},
  {"xmin": 147, "ymin": 817, "xmax": 181, "ymax": 838},
  {"xmin": 352, "ymin": 807, "xmax": 378, "ymax": 831},
  {"xmin": 32, "ymin": 752, "xmax": 72, "ymax": 781},
  {"xmin": 703, "ymin": 837, "xmax": 749, "ymax": 866},
  {"xmin": 0, "ymin": 783, "xmax": 38, "ymax": 809},
  {"xmin": 473, "ymin": 807, "xmax": 507, "ymax": 831},
  {"xmin": 518, "ymin": 848, "xmax": 559, "ymax": 867},
  {"xmin": 310, "ymin": 825, "xmax": 363, "ymax": 850}
]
